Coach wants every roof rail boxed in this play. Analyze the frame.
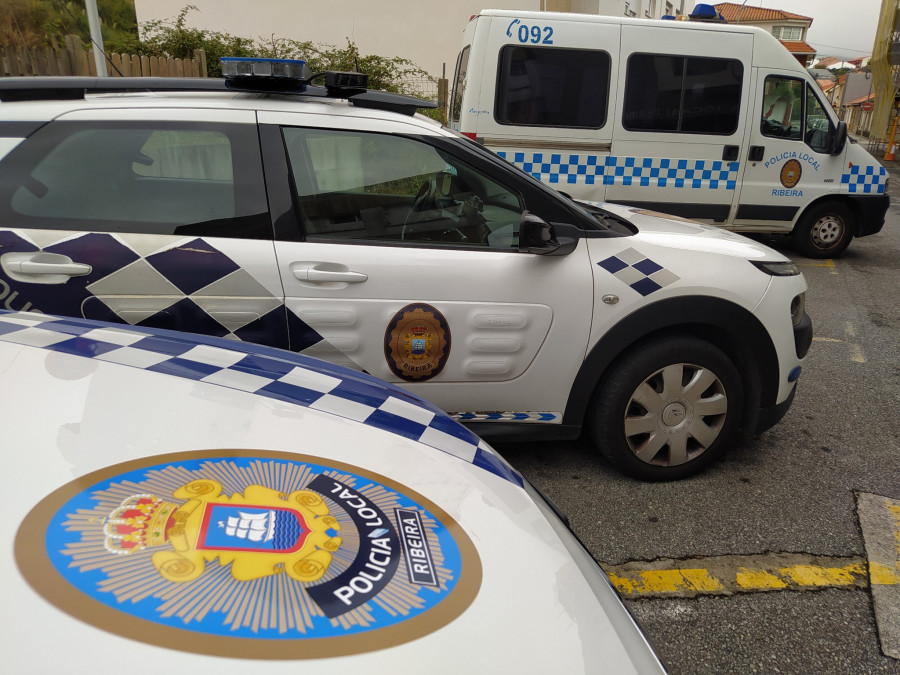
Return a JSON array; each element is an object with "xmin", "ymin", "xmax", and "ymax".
[{"xmin": 0, "ymin": 76, "xmax": 437, "ymax": 116}]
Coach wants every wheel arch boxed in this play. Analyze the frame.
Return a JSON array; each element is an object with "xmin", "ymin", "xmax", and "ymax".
[
  {"xmin": 793, "ymin": 194, "xmax": 862, "ymax": 236},
  {"xmin": 563, "ymin": 296, "xmax": 779, "ymax": 431}
]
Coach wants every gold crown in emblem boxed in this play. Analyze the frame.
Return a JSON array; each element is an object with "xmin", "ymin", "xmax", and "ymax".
[{"xmin": 103, "ymin": 493, "xmax": 178, "ymax": 555}]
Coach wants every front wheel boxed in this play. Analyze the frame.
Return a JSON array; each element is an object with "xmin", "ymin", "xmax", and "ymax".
[
  {"xmin": 792, "ymin": 202, "xmax": 854, "ymax": 258},
  {"xmin": 589, "ymin": 337, "xmax": 743, "ymax": 481}
]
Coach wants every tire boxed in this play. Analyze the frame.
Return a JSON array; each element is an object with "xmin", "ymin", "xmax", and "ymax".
[
  {"xmin": 589, "ymin": 336, "xmax": 743, "ymax": 481},
  {"xmin": 792, "ymin": 202, "xmax": 854, "ymax": 258}
]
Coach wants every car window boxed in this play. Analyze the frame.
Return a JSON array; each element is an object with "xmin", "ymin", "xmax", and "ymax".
[
  {"xmin": 761, "ymin": 76, "xmax": 803, "ymax": 140},
  {"xmin": 623, "ymin": 54, "xmax": 743, "ymax": 134},
  {"xmin": 0, "ymin": 122, "xmax": 270, "ymax": 238},
  {"xmin": 804, "ymin": 85, "xmax": 832, "ymax": 153},
  {"xmin": 496, "ymin": 46, "xmax": 610, "ymax": 128},
  {"xmin": 283, "ymin": 127, "xmax": 525, "ymax": 248}
]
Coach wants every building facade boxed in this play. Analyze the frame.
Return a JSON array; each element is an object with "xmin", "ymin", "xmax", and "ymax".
[{"xmin": 714, "ymin": 2, "xmax": 816, "ymax": 66}]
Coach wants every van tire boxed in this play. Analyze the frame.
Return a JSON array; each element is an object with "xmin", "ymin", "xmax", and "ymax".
[
  {"xmin": 589, "ymin": 336, "xmax": 742, "ymax": 481},
  {"xmin": 792, "ymin": 202, "xmax": 853, "ymax": 258}
]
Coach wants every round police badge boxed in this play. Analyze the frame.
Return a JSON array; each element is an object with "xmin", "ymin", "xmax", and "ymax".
[
  {"xmin": 384, "ymin": 303, "xmax": 451, "ymax": 381},
  {"xmin": 15, "ymin": 450, "xmax": 480, "ymax": 659},
  {"xmin": 780, "ymin": 159, "xmax": 802, "ymax": 188}
]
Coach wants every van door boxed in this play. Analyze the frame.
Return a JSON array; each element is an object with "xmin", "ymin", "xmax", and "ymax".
[
  {"xmin": 606, "ymin": 25, "xmax": 753, "ymax": 226},
  {"xmin": 464, "ymin": 14, "xmax": 620, "ymax": 203},
  {"xmin": 734, "ymin": 70, "xmax": 844, "ymax": 236}
]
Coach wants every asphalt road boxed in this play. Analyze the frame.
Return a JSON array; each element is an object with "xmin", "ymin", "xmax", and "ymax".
[{"xmin": 496, "ymin": 144, "xmax": 900, "ymax": 674}]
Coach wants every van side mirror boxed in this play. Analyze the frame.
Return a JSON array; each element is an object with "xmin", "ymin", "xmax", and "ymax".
[{"xmin": 830, "ymin": 120, "xmax": 847, "ymax": 156}]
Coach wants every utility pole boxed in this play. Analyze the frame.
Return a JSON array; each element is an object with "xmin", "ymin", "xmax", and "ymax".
[{"xmin": 85, "ymin": 0, "xmax": 108, "ymax": 77}]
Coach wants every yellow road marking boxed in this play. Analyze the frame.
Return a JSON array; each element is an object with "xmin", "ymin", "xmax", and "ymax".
[
  {"xmin": 800, "ymin": 259, "xmax": 836, "ymax": 273},
  {"xmin": 602, "ymin": 553, "xmax": 884, "ymax": 599}
]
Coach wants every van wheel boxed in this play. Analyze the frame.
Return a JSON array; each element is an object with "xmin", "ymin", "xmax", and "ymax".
[
  {"xmin": 792, "ymin": 202, "xmax": 853, "ymax": 258},
  {"xmin": 589, "ymin": 337, "xmax": 742, "ymax": 481}
]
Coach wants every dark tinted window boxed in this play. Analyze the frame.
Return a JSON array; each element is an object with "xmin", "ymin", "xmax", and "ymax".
[
  {"xmin": 0, "ymin": 121, "xmax": 270, "ymax": 238},
  {"xmin": 496, "ymin": 46, "xmax": 610, "ymax": 128},
  {"xmin": 623, "ymin": 54, "xmax": 743, "ymax": 134}
]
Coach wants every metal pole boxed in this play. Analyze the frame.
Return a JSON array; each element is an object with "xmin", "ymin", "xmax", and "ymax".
[{"xmin": 85, "ymin": 0, "xmax": 108, "ymax": 77}]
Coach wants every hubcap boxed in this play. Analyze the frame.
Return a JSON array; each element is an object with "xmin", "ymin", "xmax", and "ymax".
[
  {"xmin": 623, "ymin": 363, "xmax": 728, "ymax": 467},
  {"xmin": 811, "ymin": 214, "xmax": 844, "ymax": 247}
]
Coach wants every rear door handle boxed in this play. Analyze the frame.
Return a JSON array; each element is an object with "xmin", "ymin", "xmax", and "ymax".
[
  {"xmin": 722, "ymin": 145, "xmax": 739, "ymax": 161},
  {"xmin": 291, "ymin": 263, "xmax": 368, "ymax": 284},
  {"xmin": 1, "ymin": 252, "xmax": 92, "ymax": 284}
]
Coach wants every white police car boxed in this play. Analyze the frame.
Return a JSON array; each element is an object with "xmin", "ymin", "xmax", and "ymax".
[
  {"xmin": 0, "ymin": 58, "xmax": 811, "ymax": 480},
  {"xmin": 0, "ymin": 310, "xmax": 665, "ymax": 673}
]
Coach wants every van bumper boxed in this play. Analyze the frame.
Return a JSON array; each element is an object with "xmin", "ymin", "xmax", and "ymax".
[{"xmin": 851, "ymin": 193, "xmax": 890, "ymax": 237}]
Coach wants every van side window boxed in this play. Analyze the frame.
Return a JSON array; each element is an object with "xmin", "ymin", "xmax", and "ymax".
[
  {"xmin": 0, "ymin": 122, "xmax": 269, "ymax": 238},
  {"xmin": 805, "ymin": 86, "xmax": 832, "ymax": 153},
  {"xmin": 496, "ymin": 46, "xmax": 610, "ymax": 128},
  {"xmin": 761, "ymin": 77, "xmax": 803, "ymax": 140},
  {"xmin": 283, "ymin": 127, "xmax": 524, "ymax": 249},
  {"xmin": 450, "ymin": 47, "xmax": 470, "ymax": 126},
  {"xmin": 623, "ymin": 54, "xmax": 743, "ymax": 134}
]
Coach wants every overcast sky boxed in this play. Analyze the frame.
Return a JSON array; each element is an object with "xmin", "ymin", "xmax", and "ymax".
[{"xmin": 752, "ymin": 0, "xmax": 884, "ymax": 58}]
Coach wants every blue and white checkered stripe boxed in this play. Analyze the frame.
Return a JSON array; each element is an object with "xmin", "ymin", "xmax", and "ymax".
[
  {"xmin": 453, "ymin": 412, "xmax": 561, "ymax": 423},
  {"xmin": 597, "ymin": 248, "xmax": 681, "ymax": 296},
  {"xmin": 0, "ymin": 311, "xmax": 521, "ymax": 486},
  {"xmin": 841, "ymin": 165, "xmax": 887, "ymax": 194},
  {"xmin": 497, "ymin": 151, "xmax": 739, "ymax": 189}
]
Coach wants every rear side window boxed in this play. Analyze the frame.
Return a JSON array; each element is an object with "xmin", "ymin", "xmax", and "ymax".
[
  {"xmin": 623, "ymin": 54, "xmax": 743, "ymax": 134},
  {"xmin": 450, "ymin": 46, "xmax": 470, "ymax": 126},
  {"xmin": 496, "ymin": 46, "xmax": 610, "ymax": 128},
  {"xmin": 0, "ymin": 122, "xmax": 269, "ymax": 238}
]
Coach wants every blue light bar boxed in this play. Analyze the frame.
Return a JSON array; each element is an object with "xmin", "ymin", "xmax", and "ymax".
[{"xmin": 221, "ymin": 57, "xmax": 309, "ymax": 80}]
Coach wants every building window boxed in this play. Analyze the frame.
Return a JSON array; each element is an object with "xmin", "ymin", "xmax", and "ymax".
[{"xmin": 772, "ymin": 25, "xmax": 803, "ymax": 41}]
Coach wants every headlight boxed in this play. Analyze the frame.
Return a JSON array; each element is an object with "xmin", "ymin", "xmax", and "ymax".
[
  {"xmin": 750, "ymin": 260, "xmax": 800, "ymax": 276},
  {"xmin": 791, "ymin": 292, "xmax": 806, "ymax": 326}
]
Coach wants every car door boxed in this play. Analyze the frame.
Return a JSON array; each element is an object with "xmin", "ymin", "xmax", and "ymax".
[
  {"xmin": 258, "ymin": 110, "xmax": 594, "ymax": 418},
  {"xmin": 733, "ymin": 71, "xmax": 844, "ymax": 232},
  {"xmin": 0, "ymin": 108, "xmax": 289, "ymax": 348},
  {"xmin": 606, "ymin": 25, "xmax": 753, "ymax": 226}
]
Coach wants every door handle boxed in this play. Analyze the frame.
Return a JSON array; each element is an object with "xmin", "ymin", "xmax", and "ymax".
[
  {"xmin": 748, "ymin": 145, "xmax": 765, "ymax": 162},
  {"xmin": 1, "ymin": 252, "xmax": 92, "ymax": 284},
  {"xmin": 291, "ymin": 263, "xmax": 368, "ymax": 284},
  {"xmin": 722, "ymin": 145, "xmax": 739, "ymax": 161}
]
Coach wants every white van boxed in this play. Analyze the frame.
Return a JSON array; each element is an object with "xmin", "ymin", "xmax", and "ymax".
[{"xmin": 450, "ymin": 10, "xmax": 889, "ymax": 258}]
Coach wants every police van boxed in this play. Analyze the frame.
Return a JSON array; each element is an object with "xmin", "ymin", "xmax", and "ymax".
[
  {"xmin": 0, "ymin": 59, "xmax": 810, "ymax": 480},
  {"xmin": 450, "ymin": 9, "xmax": 889, "ymax": 258}
]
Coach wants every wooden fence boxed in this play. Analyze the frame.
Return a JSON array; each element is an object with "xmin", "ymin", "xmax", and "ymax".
[{"xmin": 1, "ymin": 36, "xmax": 207, "ymax": 78}]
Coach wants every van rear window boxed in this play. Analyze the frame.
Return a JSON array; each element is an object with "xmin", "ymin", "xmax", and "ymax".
[
  {"xmin": 623, "ymin": 54, "xmax": 743, "ymax": 135},
  {"xmin": 496, "ymin": 46, "xmax": 610, "ymax": 128}
]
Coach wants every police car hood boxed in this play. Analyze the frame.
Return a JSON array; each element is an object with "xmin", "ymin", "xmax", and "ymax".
[
  {"xmin": 593, "ymin": 202, "xmax": 792, "ymax": 261},
  {"xmin": 0, "ymin": 312, "xmax": 662, "ymax": 674}
]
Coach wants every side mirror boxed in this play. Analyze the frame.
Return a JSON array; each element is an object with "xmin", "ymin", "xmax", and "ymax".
[
  {"xmin": 830, "ymin": 120, "xmax": 847, "ymax": 156},
  {"xmin": 518, "ymin": 212, "xmax": 560, "ymax": 254}
]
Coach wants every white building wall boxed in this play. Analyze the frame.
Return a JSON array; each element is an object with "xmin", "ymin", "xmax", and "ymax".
[
  {"xmin": 134, "ymin": 1, "xmax": 539, "ymax": 79},
  {"xmin": 135, "ymin": 1, "xmax": 695, "ymax": 79}
]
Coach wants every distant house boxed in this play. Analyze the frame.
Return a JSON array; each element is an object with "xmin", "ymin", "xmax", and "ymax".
[{"xmin": 714, "ymin": 2, "xmax": 816, "ymax": 66}]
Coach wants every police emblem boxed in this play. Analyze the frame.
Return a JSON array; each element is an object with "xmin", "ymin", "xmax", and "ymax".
[
  {"xmin": 16, "ymin": 450, "xmax": 480, "ymax": 659},
  {"xmin": 780, "ymin": 159, "xmax": 802, "ymax": 188},
  {"xmin": 384, "ymin": 303, "xmax": 451, "ymax": 381}
]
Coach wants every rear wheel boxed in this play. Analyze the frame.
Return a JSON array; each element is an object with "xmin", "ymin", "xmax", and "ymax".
[
  {"xmin": 589, "ymin": 336, "xmax": 743, "ymax": 481},
  {"xmin": 792, "ymin": 202, "xmax": 853, "ymax": 258}
]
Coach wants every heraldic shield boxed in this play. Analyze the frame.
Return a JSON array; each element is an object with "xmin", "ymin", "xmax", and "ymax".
[{"xmin": 104, "ymin": 479, "xmax": 343, "ymax": 583}]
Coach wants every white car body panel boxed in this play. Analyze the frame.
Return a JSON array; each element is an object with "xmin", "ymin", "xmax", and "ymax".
[{"xmin": 0, "ymin": 311, "xmax": 664, "ymax": 673}]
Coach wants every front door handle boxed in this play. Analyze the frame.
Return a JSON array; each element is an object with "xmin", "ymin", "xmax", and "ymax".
[
  {"xmin": 291, "ymin": 263, "xmax": 368, "ymax": 284},
  {"xmin": 748, "ymin": 145, "xmax": 765, "ymax": 162},
  {"xmin": 1, "ymin": 252, "xmax": 92, "ymax": 284}
]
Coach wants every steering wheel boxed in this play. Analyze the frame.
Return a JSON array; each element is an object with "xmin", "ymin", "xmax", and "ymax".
[{"xmin": 402, "ymin": 173, "xmax": 448, "ymax": 240}]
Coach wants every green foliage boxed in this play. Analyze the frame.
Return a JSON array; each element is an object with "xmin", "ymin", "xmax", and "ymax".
[{"xmin": 0, "ymin": 0, "xmax": 137, "ymax": 49}]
